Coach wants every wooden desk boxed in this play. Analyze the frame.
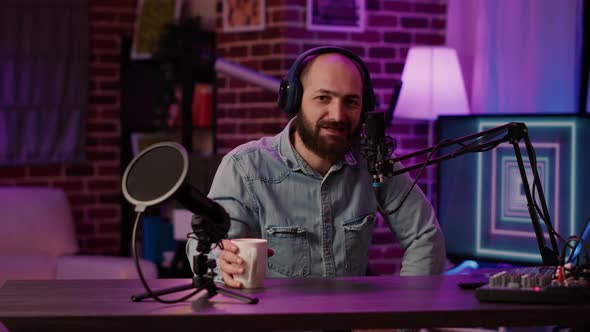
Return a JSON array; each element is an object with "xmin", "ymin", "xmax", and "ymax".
[{"xmin": 0, "ymin": 275, "xmax": 588, "ymax": 331}]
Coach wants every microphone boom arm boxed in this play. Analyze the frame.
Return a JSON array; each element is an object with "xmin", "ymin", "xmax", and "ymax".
[{"xmin": 379, "ymin": 121, "xmax": 560, "ymax": 266}]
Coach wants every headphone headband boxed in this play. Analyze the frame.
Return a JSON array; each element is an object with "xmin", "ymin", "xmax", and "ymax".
[{"xmin": 277, "ymin": 46, "xmax": 376, "ymax": 116}]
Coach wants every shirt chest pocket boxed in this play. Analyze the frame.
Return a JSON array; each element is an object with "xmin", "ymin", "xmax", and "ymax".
[
  {"xmin": 265, "ymin": 225, "xmax": 310, "ymax": 278},
  {"xmin": 343, "ymin": 214, "xmax": 376, "ymax": 273}
]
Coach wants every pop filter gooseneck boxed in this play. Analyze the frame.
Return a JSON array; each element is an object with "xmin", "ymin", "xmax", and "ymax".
[{"xmin": 121, "ymin": 142, "xmax": 257, "ymax": 304}]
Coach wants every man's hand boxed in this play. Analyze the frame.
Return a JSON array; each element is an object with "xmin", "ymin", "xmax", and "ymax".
[
  {"xmin": 219, "ymin": 239, "xmax": 244, "ymax": 288},
  {"xmin": 219, "ymin": 239, "xmax": 275, "ymax": 289}
]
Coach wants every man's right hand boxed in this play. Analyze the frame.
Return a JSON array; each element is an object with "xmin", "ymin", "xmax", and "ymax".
[
  {"xmin": 219, "ymin": 239, "xmax": 274, "ymax": 288},
  {"xmin": 219, "ymin": 239, "xmax": 245, "ymax": 288}
]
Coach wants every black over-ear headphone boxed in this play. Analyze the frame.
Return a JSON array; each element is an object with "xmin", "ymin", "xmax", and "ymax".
[{"xmin": 277, "ymin": 46, "xmax": 376, "ymax": 116}]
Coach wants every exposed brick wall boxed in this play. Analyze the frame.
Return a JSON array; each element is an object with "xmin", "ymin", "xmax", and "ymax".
[
  {"xmin": 215, "ymin": 0, "xmax": 290, "ymax": 154},
  {"xmin": 0, "ymin": 0, "xmax": 447, "ymax": 269},
  {"xmin": 215, "ymin": 0, "xmax": 447, "ymax": 274},
  {"xmin": 0, "ymin": 0, "xmax": 138, "ymax": 255}
]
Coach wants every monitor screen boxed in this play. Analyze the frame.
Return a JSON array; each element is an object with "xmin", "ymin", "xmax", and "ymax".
[{"xmin": 437, "ymin": 114, "xmax": 590, "ymax": 265}]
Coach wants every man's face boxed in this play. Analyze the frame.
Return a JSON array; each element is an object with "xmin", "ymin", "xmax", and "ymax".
[{"xmin": 295, "ymin": 54, "xmax": 364, "ymax": 161}]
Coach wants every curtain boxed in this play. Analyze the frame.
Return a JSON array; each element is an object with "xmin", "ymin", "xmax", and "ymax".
[
  {"xmin": 447, "ymin": 0, "xmax": 583, "ymax": 114},
  {"xmin": 0, "ymin": 0, "xmax": 88, "ymax": 165}
]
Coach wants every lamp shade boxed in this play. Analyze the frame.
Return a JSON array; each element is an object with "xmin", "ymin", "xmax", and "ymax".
[{"xmin": 395, "ymin": 46, "xmax": 470, "ymax": 120}]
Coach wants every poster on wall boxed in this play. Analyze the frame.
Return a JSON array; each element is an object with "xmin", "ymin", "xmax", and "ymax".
[
  {"xmin": 223, "ymin": 0, "xmax": 266, "ymax": 32},
  {"xmin": 131, "ymin": 0, "xmax": 182, "ymax": 59},
  {"xmin": 307, "ymin": 0, "xmax": 365, "ymax": 32}
]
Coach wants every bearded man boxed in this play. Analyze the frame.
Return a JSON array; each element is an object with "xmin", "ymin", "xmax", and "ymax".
[{"xmin": 186, "ymin": 47, "xmax": 446, "ymax": 288}]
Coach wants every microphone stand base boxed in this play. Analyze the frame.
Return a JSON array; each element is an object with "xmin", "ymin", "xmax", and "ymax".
[{"xmin": 130, "ymin": 276, "xmax": 258, "ymax": 304}]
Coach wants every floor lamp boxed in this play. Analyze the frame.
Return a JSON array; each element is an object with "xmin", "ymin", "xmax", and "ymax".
[{"xmin": 393, "ymin": 46, "xmax": 470, "ymax": 201}]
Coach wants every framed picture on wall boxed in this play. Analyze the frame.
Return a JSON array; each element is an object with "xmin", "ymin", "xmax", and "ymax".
[
  {"xmin": 307, "ymin": 0, "xmax": 366, "ymax": 32},
  {"xmin": 223, "ymin": 0, "xmax": 266, "ymax": 32},
  {"xmin": 131, "ymin": 0, "xmax": 182, "ymax": 59}
]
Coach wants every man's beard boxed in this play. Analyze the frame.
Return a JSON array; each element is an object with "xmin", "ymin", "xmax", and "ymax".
[{"xmin": 295, "ymin": 111, "xmax": 360, "ymax": 162}]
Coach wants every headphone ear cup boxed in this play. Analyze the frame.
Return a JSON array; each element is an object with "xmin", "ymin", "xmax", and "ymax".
[
  {"xmin": 365, "ymin": 89, "xmax": 376, "ymax": 114},
  {"xmin": 361, "ymin": 75, "xmax": 377, "ymax": 118},
  {"xmin": 278, "ymin": 78, "xmax": 303, "ymax": 115},
  {"xmin": 290, "ymin": 79, "xmax": 303, "ymax": 115},
  {"xmin": 278, "ymin": 79, "xmax": 290, "ymax": 114}
]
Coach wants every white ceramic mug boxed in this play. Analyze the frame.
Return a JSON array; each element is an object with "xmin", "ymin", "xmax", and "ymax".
[{"xmin": 231, "ymin": 238, "xmax": 267, "ymax": 289}]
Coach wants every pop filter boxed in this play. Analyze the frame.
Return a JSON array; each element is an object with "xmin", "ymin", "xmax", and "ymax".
[
  {"xmin": 121, "ymin": 142, "xmax": 258, "ymax": 304},
  {"xmin": 122, "ymin": 142, "xmax": 188, "ymax": 212},
  {"xmin": 121, "ymin": 141, "xmax": 229, "ymax": 238}
]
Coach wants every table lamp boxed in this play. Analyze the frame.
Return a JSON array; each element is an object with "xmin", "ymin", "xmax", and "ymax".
[{"xmin": 393, "ymin": 46, "xmax": 470, "ymax": 199}]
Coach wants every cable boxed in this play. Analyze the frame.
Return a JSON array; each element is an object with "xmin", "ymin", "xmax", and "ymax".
[
  {"xmin": 384, "ymin": 135, "xmax": 396, "ymax": 156},
  {"xmin": 379, "ymin": 134, "xmax": 501, "ymax": 216},
  {"xmin": 380, "ymin": 138, "xmax": 447, "ymax": 216},
  {"xmin": 527, "ymin": 143, "xmax": 575, "ymax": 258},
  {"xmin": 567, "ymin": 214, "xmax": 590, "ymax": 265},
  {"xmin": 132, "ymin": 212, "xmax": 199, "ymax": 304},
  {"xmin": 452, "ymin": 130, "xmax": 508, "ymax": 156},
  {"xmin": 562, "ymin": 236, "xmax": 579, "ymax": 266},
  {"xmin": 531, "ymin": 181, "xmax": 571, "ymax": 248},
  {"xmin": 527, "ymin": 144, "xmax": 548, "ymax": 222}
]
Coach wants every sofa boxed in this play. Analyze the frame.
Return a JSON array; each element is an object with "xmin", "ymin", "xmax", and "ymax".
[{"xmin": 0, "ymin": 186, "xmax": 157, "ymax": 287}]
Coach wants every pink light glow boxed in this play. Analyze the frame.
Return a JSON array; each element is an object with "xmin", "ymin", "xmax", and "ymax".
[{"xmin": 395, "ymin": 46, "xmax": 470, "ymax": 120}]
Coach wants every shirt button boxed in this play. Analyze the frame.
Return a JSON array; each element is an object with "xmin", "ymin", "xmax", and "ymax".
[{"xmin": 324, "ymin": 249, "xmax": 331, "ymax": 256}]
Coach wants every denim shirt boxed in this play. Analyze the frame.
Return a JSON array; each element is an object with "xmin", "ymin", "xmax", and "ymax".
[{"xmin": 186, "ymin": 118, "xmax": 446, "ymax": 277}]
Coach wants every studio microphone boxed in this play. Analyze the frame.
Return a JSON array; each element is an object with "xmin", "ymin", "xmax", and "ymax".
[
  {"xmin": 121, "ymin": 142, "xmax": 259, "ymax": 305},
  {"xmin": 122, "ymin": 142, "xmax": 230, "ymax": 242},
  {"xmin": 363, "ymin": 111, "xmax": 388, "ymax": 187}
]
